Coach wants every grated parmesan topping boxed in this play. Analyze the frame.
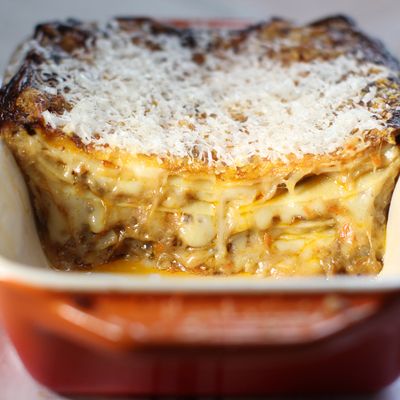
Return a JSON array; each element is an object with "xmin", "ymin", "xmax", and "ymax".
[{"xmin": 35, "ymin": 22, "xmax": 393, "ymax": 166}]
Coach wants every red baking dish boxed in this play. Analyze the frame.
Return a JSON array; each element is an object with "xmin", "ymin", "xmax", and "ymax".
[{"xmin": 2, "ymin": 18, "xmax": 400, "ymax": 396}]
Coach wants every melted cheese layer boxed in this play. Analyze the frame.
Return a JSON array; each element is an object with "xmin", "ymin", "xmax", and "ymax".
[{"xmin": 3, "ymin": 127, "xmax": 400, "ymax": 276}]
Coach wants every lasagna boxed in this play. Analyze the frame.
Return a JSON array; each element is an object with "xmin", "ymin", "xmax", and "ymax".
[{"xmin": 1, "ymin": 16, "xmax": 400, "ymax": 276}]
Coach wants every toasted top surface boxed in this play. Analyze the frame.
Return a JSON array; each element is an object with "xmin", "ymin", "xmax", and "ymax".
[{"xmin": 1, "ymin": 15, "xmax": 400, "ymax": 175}]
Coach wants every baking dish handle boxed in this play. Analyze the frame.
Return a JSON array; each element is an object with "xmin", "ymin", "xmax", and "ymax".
[{"xmin": 0, "ymin": 282, "xmax": 387, "ymax": 352}]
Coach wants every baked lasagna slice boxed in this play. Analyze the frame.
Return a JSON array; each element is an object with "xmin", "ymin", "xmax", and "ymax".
[{"xmin": 1, "ymin": 15, "xmax": 400, "ymax": 276}]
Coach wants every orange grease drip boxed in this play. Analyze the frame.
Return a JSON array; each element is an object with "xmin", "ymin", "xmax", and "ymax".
[
  {"xmin": 92, "ymin": 259, "xmax": 253, "ymax": 277},
  {"xmin": 93, "ymin": 259, "xmax": 194, "ymax": 276}
]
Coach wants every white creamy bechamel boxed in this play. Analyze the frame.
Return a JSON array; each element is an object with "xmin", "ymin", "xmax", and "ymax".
[{"xmin": 29, "ymin": 21, "xmax": 394, "ymax": 166}]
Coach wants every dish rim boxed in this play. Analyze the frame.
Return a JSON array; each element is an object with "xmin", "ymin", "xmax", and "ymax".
[{"xmin": 1, "ymin": 257, "xmax": 400, "ymax": 293}]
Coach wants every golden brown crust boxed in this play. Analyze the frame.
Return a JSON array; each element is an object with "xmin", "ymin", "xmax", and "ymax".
[{"xmin": 1, "ymin": 15, "xmax": 400, "ymax": 180}]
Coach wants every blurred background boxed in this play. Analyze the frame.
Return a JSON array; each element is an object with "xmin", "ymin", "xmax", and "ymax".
[{"xmin": 1, "ymin": 0, "xmax": 400, "ymax": 74}]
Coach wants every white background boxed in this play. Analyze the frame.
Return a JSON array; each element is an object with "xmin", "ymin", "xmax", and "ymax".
[{"xmin": 1, "ymin": 0, "xmax": 400, "ymax": 399}]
